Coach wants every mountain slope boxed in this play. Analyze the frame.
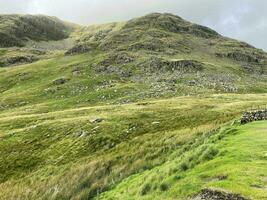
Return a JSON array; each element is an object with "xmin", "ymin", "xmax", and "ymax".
[
  {"xmin": 0, "ymin": 14, "xmax": 76, "ymax": 47},
  {"xmin": 0, "ymin": 13, "xmax": 266, "ymax": 200},
  {"xmin": 67, "ymin": 13, "xmax": 267, "ymax": 94}
]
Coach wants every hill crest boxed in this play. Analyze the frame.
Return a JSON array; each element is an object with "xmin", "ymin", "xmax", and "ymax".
[{"xmin": 0, "ymin": 14, "xmax": 76, "ymax": 47}]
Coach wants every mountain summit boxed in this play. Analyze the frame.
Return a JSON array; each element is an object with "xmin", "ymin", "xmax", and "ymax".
[{"xmin": 124, "ymin": 13, "xmax": 219, "ymax": 38}]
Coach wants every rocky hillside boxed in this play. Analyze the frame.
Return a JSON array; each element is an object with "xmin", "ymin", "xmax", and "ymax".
[
  {"xmin": 0, "ymin": 14, "xmax": 76, "ymax": 47},
  {"xmin": 65, "ymin": 13, "xmax": 267, "ymax": 95}
]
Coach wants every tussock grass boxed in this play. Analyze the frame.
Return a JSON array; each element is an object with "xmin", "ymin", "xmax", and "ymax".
[
  {"xmin": 0, "ymin": 93, "xmax": 266, "ymax": 199},
  {"xmin": 98, "ymin": 121, "xmax": 267, "ymax": 200}
]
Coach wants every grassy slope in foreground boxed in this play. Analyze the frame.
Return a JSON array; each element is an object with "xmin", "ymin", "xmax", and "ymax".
[
  {"xmin": 98, "ymin": 121, "xmax": 267, "ymax": 200},
  {"xmin": 0, "ymin": 93, "xmax": 267, "ymax": 199}
]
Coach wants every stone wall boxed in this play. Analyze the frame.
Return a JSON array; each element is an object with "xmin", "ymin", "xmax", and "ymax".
[{"xmin": 241, "ymin": 109, "xmax": 267, "ymax": 124}]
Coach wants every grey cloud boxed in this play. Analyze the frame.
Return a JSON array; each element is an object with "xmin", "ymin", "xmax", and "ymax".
[
  {"xmin": 0, "ymin": 0, "xmax": 266, "ymax": 50},
  {"xmin": 0, "ymin": 0, "xmax": 33, "ymax": 13}
]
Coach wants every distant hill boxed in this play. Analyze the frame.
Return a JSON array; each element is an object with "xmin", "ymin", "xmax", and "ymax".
[
  {"xmin": 69, "ymin": 13, "xmax": 266, "ymax": 75},
  {"xmin": 0, "ymin": 14, "xmax": 76, "ymax": 47}
]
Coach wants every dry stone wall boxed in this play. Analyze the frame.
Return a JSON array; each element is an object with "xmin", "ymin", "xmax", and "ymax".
[{"xmin": 241, "ymin": 109, "xmax": 267, "ymax": 124}]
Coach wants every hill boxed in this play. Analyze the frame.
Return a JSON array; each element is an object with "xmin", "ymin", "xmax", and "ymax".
[
  {"xmin": 0, "ymin": 14, "xmax": 76, "ymax": 47},
  {"xmin": 0, "ymin": 14, "xmax": 77, "ymax": 67},
  {"xmin": 66, "ymin": 13, "xmax": 267, "ymax": 94},
  {"xmin": 0, "ymin": 13, "xmax": 266, "ymax": 200}
]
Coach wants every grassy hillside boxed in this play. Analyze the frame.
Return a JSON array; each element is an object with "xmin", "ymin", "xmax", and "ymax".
[
  {"xmin": 98, "ymin": 121, "xmax": 267, "ymax": 200},
  {"xmin": 0, "ymin": 14, "xmax": 77, "ymax": 67},
  {"xmin": 0, "ymin": 89, "xmax": 266, "ymax": 199},
  {"xmin": 0, "ymin": 13, "xmax": 266, "ymax": 200}
]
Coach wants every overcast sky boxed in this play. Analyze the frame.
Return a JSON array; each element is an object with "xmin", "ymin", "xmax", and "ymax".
[{"xmin": 0, "ymin": 0, "xmax": 266, "ymax": 50}]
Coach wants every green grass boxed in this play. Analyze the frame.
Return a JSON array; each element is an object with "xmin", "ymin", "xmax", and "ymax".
[
  {"xmin": 98, "ymin": 121, "xmax": 267, "ymax": 200},
  {"xmin": 0, "ymin": 93, "xmax": 266, "ymax": 199}
]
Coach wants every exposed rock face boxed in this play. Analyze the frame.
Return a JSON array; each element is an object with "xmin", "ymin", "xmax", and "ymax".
[
  {"xmin": 98, "ymin": 52, "xmax": 134, "ymax": 66},
  {"xmin": 216, "ymin": 51, "xmax": 264, "ymax": 63},
  {"xmin": 6, "ymin": 55, "xmax": 37, "ymax": 64},
  {"xmin": 241, "ymin": 109, "xmax": 267, "ymax": 124},
  {"xmin": 65, "ymin": 43, "xmax": 92, "ymax": 55},
  {"xmin": 0, "ymin": 55, "xmax": 38, "ymax": 67},
  {"xmin": 147, "ymin": 57, "xmax": 204, "ymax": 73},
  {"xmin": 94, "ymin": 52, "xmax": 134, "ymax": 77},
  {"xmin": 95, "ymin": 65, "xmax": 132, "ymax": 78},
  {"xmin": 163, "ymin": 59, "xmax": 203, "ymax": 71},
  {"xmin": 192, "ymin": 189, "xmax": 249, "ymax": 200}
]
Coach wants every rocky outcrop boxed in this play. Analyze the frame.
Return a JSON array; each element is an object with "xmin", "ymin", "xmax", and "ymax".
[
  {"xmin": 95, "ymin": 52, "xmax": 134, "ymax": 77},
  {"xmin": 163, "ymin": 59, "xmax": 203, "ymax": 72},
  {"xmin": 147, "ymin": 57, "xmax": 204, "ymax": 73},
  {"xmin": 95, "ymin": 65, "xmax": 132, "ymax": 78},
  {"xmin": 65, "ymin": 43, "xmax": 92, "ymax": 55},
  {"xmin": 53, "ymin": 78, "xmax": 68, "ymax": 85},
  {"xmin": 129, "ymin": 38, "xmax": 164, "ymax": 52},
  {"xmin": 216, "ymin": 51, "xmax": 264, "ymax": 63},
  {"xmin": 6, "ymin": 55, "xmax": 37, "ymax": 64},
  {"xmin": 0, "ymin": 55, "xmax": 38, "ymax": 67},
  {"xmin": 241, "ymin": 109, "xmax": 267, "ymax": 124},
  {"xmin": 192, "ymin": 189, "xmax": 249, "ymax": 200},
  {"xmin": 98, "ymin": 52, "xmax": 134, "ymax": 66}
]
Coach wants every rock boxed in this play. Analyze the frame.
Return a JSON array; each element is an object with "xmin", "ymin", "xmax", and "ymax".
[
  {"xmin": 152, "ymin": 121, "xmax": 160, "ymax": 125},
  {"xmin": 72, "ymin": 68, "xmax": 81, "ymax": 76},
  {"xmin": 129, "ymin": 38, "xmax": 164, "ymax": 52},
  {"xmin": 80, "ymin": 131, "xmax": 88, "ymax": 138},
  {"xmin": 4, "ymin": 55, "xmax": 38, "ymax": 66},
  {"xmin": 92, "ymin": 126, "xmax": 100, "ymax": 131},
  {"xmin": 90, "ymin": 118, "xmax": 104, "ymax": 123},
  {"xmin": 97, "ymin": 52, "xmax": 134, "ymax": 67},
  {"xmin": 95, "ymin": 64, "xmax": 133, "ymax": 78},
  {"xmin": 189, "ymin": 80, "xmax": 198, "ymax": 86},
  {"xmin": 192, "ymin": 189, "xmax": 249, "ymax": 200},
  {"xmin": 216, "ymin": 51, "xmax": 263, "ymax": 63},
  {"xmin": 241, "ymin": 109, "xmax": 267, "ymax": 124},
  {"xmin": 121, "ymin": 70, "xmax": 132, "ymax": 78},
  {"xmin": 53, "ymin": 78, "xmax": 67, "ymax": 85},
  {"xmin": 146, "ymin": 57, "xmax": 204, "ymax": 73},
  {"xmin": 163, "ymin": 59, "xmax": 204, "ymax": 72},
  {"xmin": 65, "ymin": 42, "xmax": 96, "ymax": 55}
]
